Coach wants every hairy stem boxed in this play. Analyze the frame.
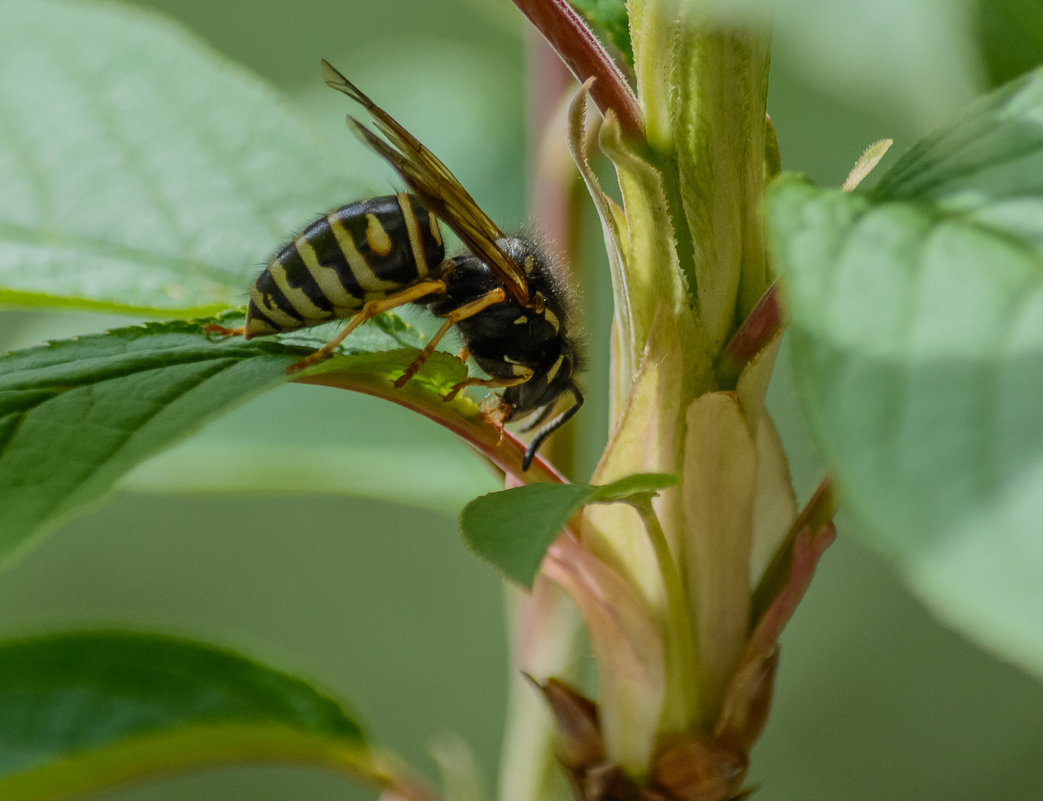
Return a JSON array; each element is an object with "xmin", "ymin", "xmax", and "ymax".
[{"xmin": 510, "ymin": 0, "xmax": 642, "ymax": 137}]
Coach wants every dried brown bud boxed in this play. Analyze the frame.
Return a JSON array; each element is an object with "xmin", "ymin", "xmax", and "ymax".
[
  {"xmin": 650, "ymin": 737, "xmax": 748, "ymax": 801},
  {"xmin": 530, "ymin": 675, "xmax": 605, "ymax": 769}
]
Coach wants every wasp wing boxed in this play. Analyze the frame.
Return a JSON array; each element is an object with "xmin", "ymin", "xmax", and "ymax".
[{"xmin": 320, "ymin": 59, "xmax": 530, "ymax": 306}]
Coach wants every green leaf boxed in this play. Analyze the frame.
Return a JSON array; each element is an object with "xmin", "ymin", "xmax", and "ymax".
[
  {"xmin": 0, "ymin": 321, "xmax": 305, "ymax": 563},
  {"xmin": 116, "ymin": 315, "xmax": 494, "ymax": 512},
  {"xmin": 0, "ymin": 313, "xmax": 498, "ymax": 561},
  {"xmin": 588, "ymin": 472, "xmax": 677, "ymax": 502},
  {"xmin": 0, "ymin": 0, "xmax": 360, "ymax": 315},
  {"xmin": 460, "ymin": 474, "xmax": 675, "ymax": 587},
  {"xmin": 871, "ymin": 67, "xmax": 1043, "ymax": 256},
  {"xmin": 0, "ymin": 631, "xmax": 371, "ymax": 800},
  {"xmin": 767, "ymin": 72, "xmax": 1043, "ymax": 678},
  {"xmin": 842, "ymin": 138, "xmax": 894, "ymax": 191},
  {"xmin": 978, "ymin": 0, "xmax": 1043, "ymax": 88}
]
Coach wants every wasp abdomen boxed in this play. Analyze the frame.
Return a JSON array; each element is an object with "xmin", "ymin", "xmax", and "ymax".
[{"xmin": 245, "ymin": 193, "xmax": 444, "ymax": 338}]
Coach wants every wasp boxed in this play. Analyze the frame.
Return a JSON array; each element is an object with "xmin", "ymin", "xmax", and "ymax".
[{"xmin": 215, "ymin": 61, "xmax": 582, "ymax": 470}]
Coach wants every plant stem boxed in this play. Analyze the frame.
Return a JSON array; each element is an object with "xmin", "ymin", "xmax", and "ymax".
[
  {"xmin": 631, "ymin": 495, "xmax": 701, "ymax": 730},
  {"xmin": 510, "ymin": 0, "xmax": 642, "ymax": 137}
]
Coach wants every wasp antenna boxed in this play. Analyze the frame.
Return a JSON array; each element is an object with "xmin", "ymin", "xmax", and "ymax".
[
  {"xmin": 517, "ymin": 398, "xmax": 561, "ymax": 434},
  {"xmin": 521, "ymin": 386, "xmax": 584, "ymax": 471}
]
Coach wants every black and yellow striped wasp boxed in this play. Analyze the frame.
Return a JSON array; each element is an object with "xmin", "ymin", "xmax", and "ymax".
[{"xmin": 212, "ymin": 61, "xmax": 582, "ymax": 470}]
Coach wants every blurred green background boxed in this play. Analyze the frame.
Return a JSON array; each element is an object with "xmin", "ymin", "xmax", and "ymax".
[{"xmin": 0, "ymin": 0, "xmax": 1041, "ymax": 799}]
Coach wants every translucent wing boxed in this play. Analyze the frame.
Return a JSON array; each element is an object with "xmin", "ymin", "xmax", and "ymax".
[{"xmin": 321, "ymin": 59, "xmax": 531, "ymax": 306}]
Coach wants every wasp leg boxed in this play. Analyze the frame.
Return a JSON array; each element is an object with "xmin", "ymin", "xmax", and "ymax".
[
  {"xmin": 202, "ymin": 323, "xmax": 245, "ymax": 341},
  {"xmin": 289, "ymin": 279, "xmax": 447, "ymax": 373},
  {"xmin": 442, "ymin": 367, "xmax": 534, "ymax": 403},
  {"xmin": 393, "ymin": 287, "xmax": 506, "ymax": 388},
  {"xmin": 522, "ymin": 384, "xmax": 584, "ymax": 471}
]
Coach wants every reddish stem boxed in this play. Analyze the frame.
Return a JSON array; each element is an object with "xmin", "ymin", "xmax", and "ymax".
[
  {"xmin": 718, "ymin": 283, "xmax": 783, "ymax": 385},
  {"xmin": 511, "ymin": 0, "xmax": 643, "ymax": 137},
  {"xmin": 749, "ymin": 478, "xmax": 835, "ymax": 626},
  {"xmin": 294, "ymin": 367, "xmax": 567, "ymax": 486},
  {"xmin": 714, "ymin": 481, "xmax": 836, "ymax": 750},
  {"xmin": 525, "ymin": 30, "xmax": 582, "ymax": 475}
]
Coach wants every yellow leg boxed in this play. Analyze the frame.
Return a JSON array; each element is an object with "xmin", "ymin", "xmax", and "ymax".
[
  {"xmin": 202, "ymin": 323, "xmax": 244, "ymax": 340},
  {"xmin": 393, "ymin": 287, "xmax": 506, "ymax": 388},
  {"xmin": 288, "ymin": 279, "xmax": 447, "ymax": 373},
  {"xmin": 442, "ymin": 367, "xmax": 533, "ymax": 402}
]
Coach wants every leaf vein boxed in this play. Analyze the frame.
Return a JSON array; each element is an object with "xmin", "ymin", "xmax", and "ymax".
[
  {"xmin": 0, "ymin": 221, "xmax": 237, "ymax": 289},
  {"xmin": 0, "ymin": 410, "xmax": 29, "ymax": 463},
  {"xmin": 63, "ymin": 47, "xmax": 195, "ymax": 255},
  {"xmin": 0, "ymin": 86, "xmax": 53, "ymax": 220}
]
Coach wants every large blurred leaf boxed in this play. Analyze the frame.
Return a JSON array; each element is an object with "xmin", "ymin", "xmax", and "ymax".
[
  {"xmin": 0, "ymin": 631, "xmax": 371, "ymax": 800},
  {"xmin": 977, "ymin": 0, "xmax": 1043, "ymax": 89},
  {"xmin": 871, "ymin": 67, "xmax": 1043, "ymax": 253},
  {"xmin": 0, "ymin": 321, "xmax": 304, "ymax": 562},
  {"xmin": 768, "ymin": 69, "xmax": 1043, "ymax": 678},
  {"xmin": 0, "ymin": 0, "xmax": 360, "ymax": 315}
]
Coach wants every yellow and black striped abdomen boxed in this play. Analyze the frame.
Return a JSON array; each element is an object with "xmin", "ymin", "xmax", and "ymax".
[{"xmin": 245, "ymin": 193, "xmax": 444, "ymax": 338}]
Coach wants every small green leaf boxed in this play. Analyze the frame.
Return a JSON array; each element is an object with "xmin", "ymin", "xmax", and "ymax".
[
  {"xmin": 589, "ymin": 472, "xmax": 677, "ymax": 502},
  {"xmin": 461, "ymin": 483, "xmax": 592, "ymax": 588},
  {"xmin": 0, "ymin": 0, "xmax": 361, "ymax": 315},
  {"xmin": 0, "ymin": 321, "xmax": 305, "ymax": 562},
  {"xmin": 460, "ymin": 474, "xmax": 675, "ymax": 587},
  {"xmin": 0, "ymin": 631, "xmax": 370, "ymax": 800},
  {"xmin": 842, "ymin": 138, "xmax": 893, "ymax": 191},
  {"xmin": 767, "ymin": 72, "xmax": 1043, "ymax": 677}
]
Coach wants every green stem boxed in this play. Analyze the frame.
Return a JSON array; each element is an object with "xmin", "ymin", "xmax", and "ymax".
[{"xmin": 630, "ymin": 495, "xmax": 701, "ymax": 730}]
